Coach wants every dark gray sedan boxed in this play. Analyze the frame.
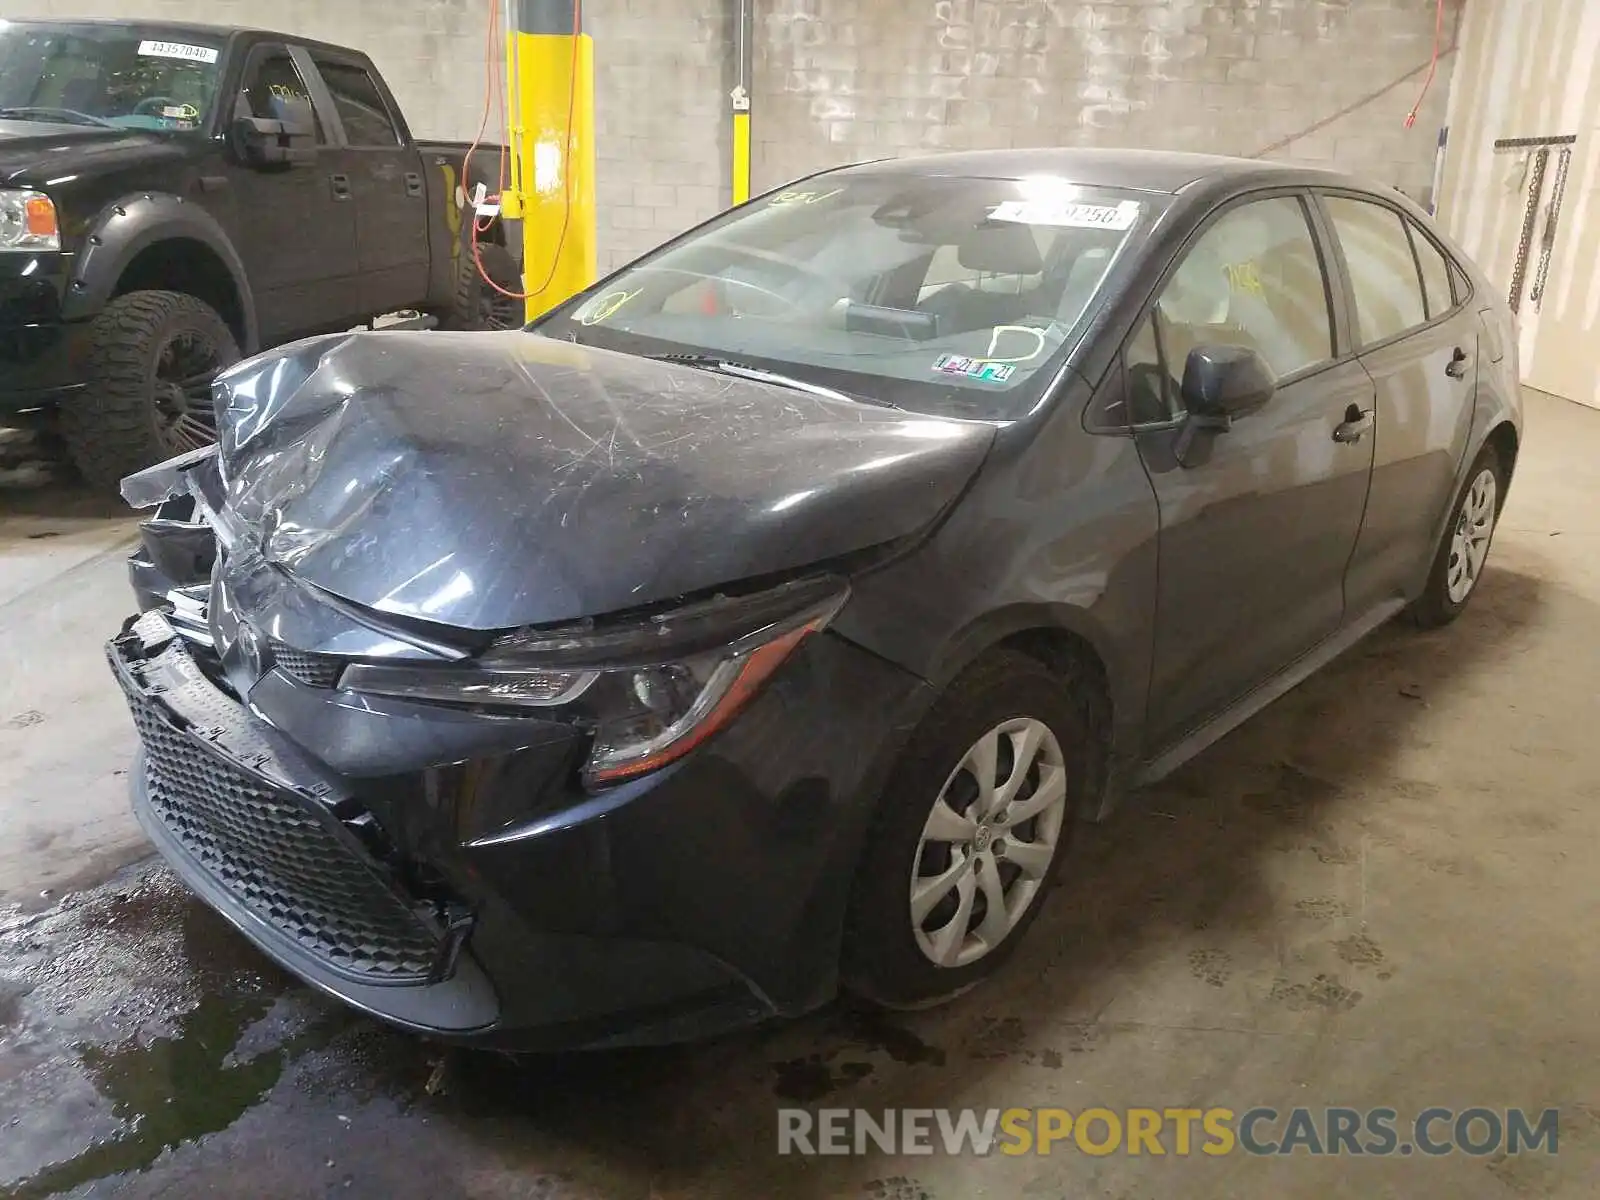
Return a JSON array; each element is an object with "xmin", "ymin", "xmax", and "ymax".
[{"xmin": 111, "ymin": 149, "xmax": 1520, "ymax": 1046}]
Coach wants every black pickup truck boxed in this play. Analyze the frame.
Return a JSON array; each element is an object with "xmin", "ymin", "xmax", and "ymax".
[{"xmin": 0, "ymin": 19, "xmax": 522, "ymax": 485}]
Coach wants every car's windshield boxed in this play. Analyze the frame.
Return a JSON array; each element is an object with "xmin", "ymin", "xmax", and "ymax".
[
  {"xmin": 536, "ymin": 172, "xmax": 1162, "ymax": 419},
  {"xmin": 0, "ymin": 22, "xmax": 222, "ymax": 132}
]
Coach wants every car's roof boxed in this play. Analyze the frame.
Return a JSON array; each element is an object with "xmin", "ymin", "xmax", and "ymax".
[{"xmin": 836, "ymin": 147, "xmax": 1359, "ymax": 195}]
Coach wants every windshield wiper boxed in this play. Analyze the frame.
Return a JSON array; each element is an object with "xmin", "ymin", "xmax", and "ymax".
[
  {"xmin": 0, "ymin": 106, "xmax": 118, "ymax": 129},
  {"xmin": 647, "ymin": 353, "xmax": 868, "ymax": 406}
]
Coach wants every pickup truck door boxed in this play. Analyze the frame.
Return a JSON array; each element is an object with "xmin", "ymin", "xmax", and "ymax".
[
  {"xmin": 305, "ymin": 51, "xmax": 430, "ymax": 317},
  {"xmin": 224, "ymin": 42, "xmax": 360, "ymax": 344}
]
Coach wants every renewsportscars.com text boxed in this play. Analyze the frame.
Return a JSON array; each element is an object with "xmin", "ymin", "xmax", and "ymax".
[{"xmin": 777, "ymin": 1106, "xmax": 1561, "ymax": 1158}]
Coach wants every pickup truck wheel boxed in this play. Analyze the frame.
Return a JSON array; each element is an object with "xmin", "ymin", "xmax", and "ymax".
[
  {"xmin": 60, "ymin": 291, "xmax": 239, "ymax": 489},
  {"xmin": 446, "ymin": 239, "xmax": 522, "ymax": 331}
]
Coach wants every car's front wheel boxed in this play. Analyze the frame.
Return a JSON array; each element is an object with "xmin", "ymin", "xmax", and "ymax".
[
  {"xmin": 1408, "ymin": 443, "xmax": 1506, "ymax": 628},
  {"xmin": 843, "ymin": 651, "xmax": 1090, "ymax": 1009}
]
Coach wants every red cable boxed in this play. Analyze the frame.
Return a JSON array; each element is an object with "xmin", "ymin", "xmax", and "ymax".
[
  {"xmin": 469, "ymin": 0, "xmax": 583, "ymax": 304},
  {"xmin": 461, "ymin": 0, "xmax": 500, "ymax": 219},
  {"xmin": 1405, "ymin": 0, "xmax": 1446, "ymax": 130}
]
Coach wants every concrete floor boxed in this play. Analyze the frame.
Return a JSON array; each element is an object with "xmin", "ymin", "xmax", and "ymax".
[{"xmin": 1, "ymin": 389, "xmax": 1597, "ymax": 1199}]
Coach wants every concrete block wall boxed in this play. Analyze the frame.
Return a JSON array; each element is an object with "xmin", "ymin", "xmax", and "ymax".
[
  {"xmin": 7, "ymin": 0, "xmax": 1456, "ymax": 270},
  {"xmin": 586, "ymin": 0, "xmax": 731, "ymax": 273},
  {"xmin": 754, "ymin": 0, "xmax": 1460, "ymax": 206}
]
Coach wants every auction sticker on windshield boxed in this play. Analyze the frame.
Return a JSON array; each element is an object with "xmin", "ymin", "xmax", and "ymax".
[
  {"xmin": 933, "ymin": 355, "xmax": 1015, "ymax": 383},
  {"xmin": 990, "ymin": 199, "xmax": 1140, "ymax": 230},
  {"xmin": 137, "ymin": 40, "xmax": 220, "ymax": 64}
]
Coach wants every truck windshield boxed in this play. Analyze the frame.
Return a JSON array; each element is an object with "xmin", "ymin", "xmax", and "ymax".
[
  {"xmin": 0, "ymin": 22, "xmax": 223, "ymax": 132},
  {"xmin": 536, "ymin": 172, "xmax": 1160, "ymax": 420}
]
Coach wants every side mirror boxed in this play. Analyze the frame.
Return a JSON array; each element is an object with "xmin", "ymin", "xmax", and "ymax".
[
  {"xmin": 1180, "ymin": 344, "xmax": 1276, "ymax": 419},
  {"xmin": 231, "ymin": 95, "xmax": 316, "ymax": 168},
  {"xmin": 1173, "ymin": 345, "xmax": 1276, "ymax": 467}
]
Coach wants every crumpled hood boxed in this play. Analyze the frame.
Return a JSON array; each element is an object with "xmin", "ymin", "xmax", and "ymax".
[{"xmin": 209, "ymin": 330, "xmax": 995, "ymax": 631}]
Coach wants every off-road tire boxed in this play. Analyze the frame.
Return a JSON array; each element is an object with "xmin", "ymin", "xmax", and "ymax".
[
  {"xmin": 443, "ymin": 235, "xmax": 522, "ymax": 331},
  {"xmin": 841, "ymin": 651, "xmax": 1095, "ymax": 1010},
  {"xmin": 1407, "ymin": 443, "xmax": 1507, "ymax": 629},
  {"xmin": 59, "ymin": 290, "xmax": 238, "ymax": 489}
]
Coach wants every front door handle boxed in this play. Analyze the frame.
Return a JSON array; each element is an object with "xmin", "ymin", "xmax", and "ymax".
[
  {"xmin": 330, "ymin": 173, "xmax": 352, "ymax": 201},
  {"xmin": 1333, "ymin": 404, "xmax": 1374, "ymax": 444},
  {"xmin": 1445, "ymin": 346, "xmax": 1470, "ymax": 379},
  {"xmin": 404, "ymin": 171, "xmax": 424, "ymax": 198}
]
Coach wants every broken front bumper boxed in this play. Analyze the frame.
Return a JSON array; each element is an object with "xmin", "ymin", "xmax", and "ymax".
[
  {"xmin": 108, "ymin": 609, "xmax": 499, "ymax": 1034},
  {"xmin": 107, "ymin": 599, "xmax": 933, "ymax": 1048}
]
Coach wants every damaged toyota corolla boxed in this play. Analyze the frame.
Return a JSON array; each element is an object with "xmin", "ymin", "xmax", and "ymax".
[{"xmin": 108, "ymin": 149, "xmax": 1520, "ymax": 1048}]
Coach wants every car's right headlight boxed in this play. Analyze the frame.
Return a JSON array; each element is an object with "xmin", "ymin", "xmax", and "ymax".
[
  {"xmin": 0, "ymin": 190, "xmax": 60, "ymax": 251},
  {"xmin": 339, "ymin": 576, "xmax": 849, "ymax": 788}
]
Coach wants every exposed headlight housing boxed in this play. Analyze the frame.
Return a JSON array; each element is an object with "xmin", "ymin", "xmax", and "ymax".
[
  {"xmin": 0, "ymin": 190, "xmax": 60, "ymax": 251},
  {"xmin": 340, "ymin": 577, "xmax": 848, "ymax": 787}
]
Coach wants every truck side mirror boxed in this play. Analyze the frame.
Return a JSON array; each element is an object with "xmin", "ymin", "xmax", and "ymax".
[{"xmin": 231, "ymin": 94, "xmax": 317, "ymax": 169}]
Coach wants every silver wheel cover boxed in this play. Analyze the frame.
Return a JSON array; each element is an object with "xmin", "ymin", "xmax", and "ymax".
[
  {"xmin": 1447, "ymin": 467, "xmax": 1498, "ymax": 605},
  {"xmin": 909, "ymin": 717, "xmax": 1069, "ymax": 969}
]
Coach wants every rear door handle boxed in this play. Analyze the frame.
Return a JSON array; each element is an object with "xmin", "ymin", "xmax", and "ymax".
[
  {"xmin": 1333, "ymin": 405, "xmax": 1374, "ymax": 444},
  {"xmin": 330, "ymin": 173, "xmax": 352, "ymax": 201},
  {"xmin": 404, "ymin": 171, "xmax": 424, "ymax": 198},
  {"xmin": 1445, "ymin": 346, "xmax": 1470, "ymax": 379}
]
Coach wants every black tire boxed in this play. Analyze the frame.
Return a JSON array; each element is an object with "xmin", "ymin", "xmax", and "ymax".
[
  {"xmin": 59, "ymin": 290, "xmax": 239, "ymax": 489},
  {"xmin": 443, "ymin": 233, "xmax": 522, "ymax": 331},
  {"xmin": 1407, "ymin": 443, "xmax": 1507, "ymax": 629},
  {"xmin": 841, "ymin": 651, "xmax": 1095, "ymax": 1010}
]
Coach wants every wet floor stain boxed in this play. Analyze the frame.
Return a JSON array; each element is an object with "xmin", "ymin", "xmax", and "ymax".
[
  {"xmin": 6, "ymin": 993, "xmax": 337, "ymax": 1199},
  {"xmin": 1292, "ymin": 897, "xmax": 1350, "ymax": 921},
  {"xmin": 1332, "ymin": 933, "xmax": 1386, "ymax": 967},
  {"xmin": 862, "ymin": 1177, "xmax": 935, "ymax": 1200},
  {"xmin": 1187, "ymin": 948, "xmax": 1233, "ymax": 987},
  {"xmin": 1241, "ymin": 763, "xmax": 1345, "ymax": 817},
  {"xmin": 771, "ymin": 1054, "xmax": 875, "ymax": 1103},
  {"xmin": 1268, "ymin": 973, "xmax": 1363, "ymax": 1013},
  {"xmin": 766, "ymin": 1009, "xmax": 946, "ymax": 1102}
]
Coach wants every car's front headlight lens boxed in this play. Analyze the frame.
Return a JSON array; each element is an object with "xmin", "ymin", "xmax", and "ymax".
[
  {"xmin": 0, "ymin": 190, "xmax": 60, "ymax": 251},
  {"xmin": 340, "ymin": 578, "xmax": 848, "ymax": 787}
]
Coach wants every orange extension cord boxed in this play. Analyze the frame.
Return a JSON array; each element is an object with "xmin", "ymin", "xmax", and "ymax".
[{"xmin": 464, "ymin": 0, "xmax": 583, "ymax": 304}]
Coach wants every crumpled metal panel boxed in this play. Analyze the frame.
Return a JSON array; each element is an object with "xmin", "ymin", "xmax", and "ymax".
[{"xmin": 195, "ymin": 329, "xmax": 996, "ymax": 632}]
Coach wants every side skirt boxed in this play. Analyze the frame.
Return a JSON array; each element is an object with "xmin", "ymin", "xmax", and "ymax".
[{"xmin": 1108, "ymin": 598, "xmax": 1408, "ymax": 803}]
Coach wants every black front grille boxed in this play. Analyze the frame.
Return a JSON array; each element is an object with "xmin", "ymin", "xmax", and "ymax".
[
  {"xmin": 128, "ymin": 691, "xmax": 442, "ymax": 984},
  {"xmin": 270, "ymin": 642, "xmax": 344, "ymax": 689}
]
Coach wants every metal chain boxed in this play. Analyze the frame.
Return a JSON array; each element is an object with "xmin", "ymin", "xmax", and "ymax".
[
  {"xmin": 1508, "ymin": 148, "xmax": 1549, "ymax": 314},
  {"xmin": 1529, "ymin": 146, "xmax": 1573, "ymax": 312}
]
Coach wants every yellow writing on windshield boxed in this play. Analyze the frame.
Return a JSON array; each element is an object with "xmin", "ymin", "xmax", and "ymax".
[
  {"xmin": 768, "ymin": 188, "xmax": 843, "ymax": 207},
  {"xmin": 579, "ymin": 289, "xmax": 641, "ymax": 325}
]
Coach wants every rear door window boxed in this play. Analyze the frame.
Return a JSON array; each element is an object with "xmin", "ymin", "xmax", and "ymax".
[
  {"xmin": 1409, "ymin": 223, "xmax": 1457, "ymax": 319},
  {"xmin": 1323, "ymin": 196, "xmax": 1428, "ymax": 346},
  {"xmin": 313, "ymin": 58, "xmax": 401, "ymax": 146}
]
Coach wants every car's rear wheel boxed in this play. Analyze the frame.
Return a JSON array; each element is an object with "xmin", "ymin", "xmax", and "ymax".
[
  {"xmin": 842, "ymin": 651, "xmax": 1090, "ymax": 1009},
  {"xmin": 59, "ymin": 290, "xmax": 238, "ymax": 489},
  {"xmin": 1408, "ymin": 443, "xmax": 1506, "ymax": 628}
]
